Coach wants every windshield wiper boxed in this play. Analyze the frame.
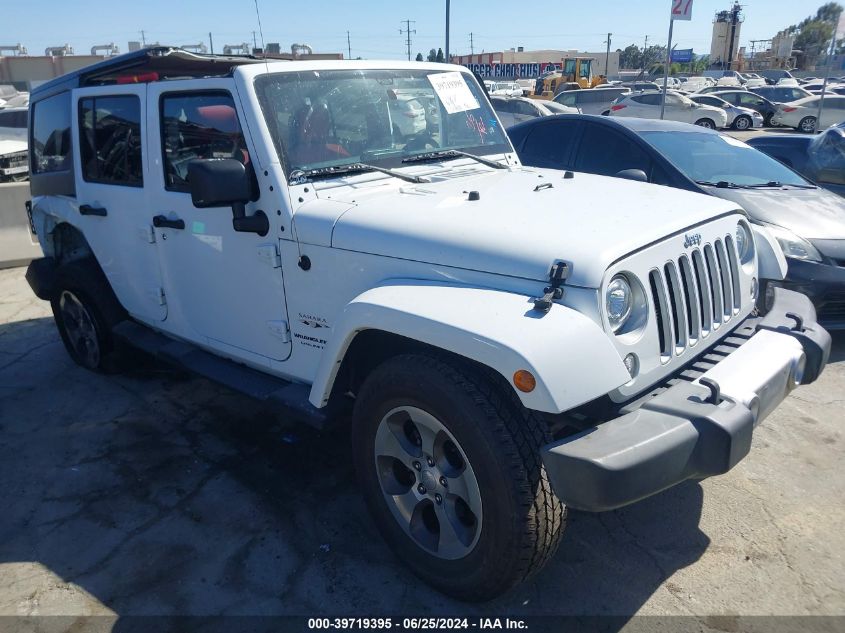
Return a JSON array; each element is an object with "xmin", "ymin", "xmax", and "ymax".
[
  {"xmin": 402, "ymin": 149, "xmax": 508, "ymax": 170},
  {"xmin": 695, "ymin": 180, "xmax": 746, "ymax": 189},
  {"xmin": 290, "ymin": 162, "xmax": 430, "ymax": 185},
  {"xmin": 743, "ymin": 181, "xmax": 816, "ymax": 189}
]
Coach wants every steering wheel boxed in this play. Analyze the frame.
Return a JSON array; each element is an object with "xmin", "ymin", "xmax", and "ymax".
[{"xmin": 403, "ymin": 133, "xmax": 440, "ymax": 153}]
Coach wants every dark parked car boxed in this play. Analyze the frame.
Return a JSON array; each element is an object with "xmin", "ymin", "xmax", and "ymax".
[
  {"xmin": 747, "ymin": 123, "xmax": 845, "ymax": 198},
  {"xmin": 710, "ymin": 89, "xmax": 778, "ymax": 126},
  {"xmin": 507, "ymin": 114, "xmax": 845, "ymax": 328},
  {"xmin": 750, "ymin": 85, "xmax": 812, "ymax": 104}
]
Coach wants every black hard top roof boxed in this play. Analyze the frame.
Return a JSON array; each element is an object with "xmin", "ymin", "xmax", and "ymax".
[{"xmin": 31, "ymin": 46, "xmax": 270, "ymax": 100}]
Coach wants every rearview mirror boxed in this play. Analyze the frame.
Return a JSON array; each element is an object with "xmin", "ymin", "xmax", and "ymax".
[
  {"xmin": 615, "ymin": 169, "xmax": 648, "ymax": 183},
  {"xmin": 188, "ymin": 158, "xmax": 268, "ymax": 236}
]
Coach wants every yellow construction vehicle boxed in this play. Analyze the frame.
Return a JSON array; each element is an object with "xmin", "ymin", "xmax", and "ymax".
[{"xmin": 531, "ymin": 57, "xmax": 607, "ymax": 99}]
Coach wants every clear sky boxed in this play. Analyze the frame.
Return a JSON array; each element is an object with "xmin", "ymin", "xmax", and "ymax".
[{"xmin": 3, "ymin": 0, "xmax": 822, "ymax": 60}]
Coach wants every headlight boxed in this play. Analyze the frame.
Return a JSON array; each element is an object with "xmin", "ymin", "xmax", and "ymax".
[
  {"xmin": 735, "ymin": 221, "xmax": 753, "ymax": 262},
  {"xmin": 606, "ymin": 275, "xmax": 633, "ymax": 332},
  {"xmin": 760, "ymin": 223, "xmax": 823, "ymax": 262}
]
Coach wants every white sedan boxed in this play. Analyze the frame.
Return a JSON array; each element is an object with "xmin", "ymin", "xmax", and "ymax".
[
  {"xmin": 490, "ymin": 96, "xmax": 578, "ymax": 128},
  {"xmin": 688, "ymin": 94, "xmax": 764, "ymax": 130},
  {"xmin": 771, "ymin": 95, "xmax": 845, "ymax": 132},
  {"xmin": 609, "ymin": 91, "xmax": 728, "ymax": 128}
]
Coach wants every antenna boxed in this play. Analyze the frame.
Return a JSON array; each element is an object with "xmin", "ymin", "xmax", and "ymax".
[{"xmin": 252, "ymin": 0, "xmax": 270, "ymax": 73}]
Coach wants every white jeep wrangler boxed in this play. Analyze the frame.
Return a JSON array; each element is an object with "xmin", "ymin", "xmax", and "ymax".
[{"xmin": 24, "ymin": 48, "xmax": 831, "ymax": 601}]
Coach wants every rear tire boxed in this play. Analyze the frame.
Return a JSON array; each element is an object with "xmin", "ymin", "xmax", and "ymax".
[
  {"xmin": 51, "ymin": 259, "xmax": 126, "ymax": 373},
  {"xmin": 694, "ymin": 118, "xmax": 716, "ymax": 129},
  {"xmin": 351, "ymin": 354, "xmax": 565, "ymax": 601},
  {"xmin": 798, "ymin": 116, "xmax": 817, "ymax": 133},
  {"xmin": 733, "ymin": 115, "xmax": 752, "ymax": 130}
]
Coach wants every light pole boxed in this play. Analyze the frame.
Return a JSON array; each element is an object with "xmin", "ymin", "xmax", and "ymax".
[{"xmin": 445, "ymin": 0, "xmax": 451, "ymax": 62}]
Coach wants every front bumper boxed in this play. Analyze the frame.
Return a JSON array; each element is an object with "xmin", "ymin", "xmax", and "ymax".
[
  {"xmin": 541, "ymin": 288, "xmax": 831, "ymax": 512},
  {"xmin": 761, "ymin": 258, "xmax": 845, "ymax": 330}
]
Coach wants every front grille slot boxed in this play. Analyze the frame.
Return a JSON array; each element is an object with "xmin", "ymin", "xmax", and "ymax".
[
  {"xmin": 691, "ymin": 249, "xmax": 712, "ymax": 335},
  {"xmin": 664, "ymin": 262, "xmax": 687, "ymax": 351},
  {"xmin": 649, "ymin": 270, "xmax": 671, "ymax": 359},
  {"xmin": 703, "ymin": 244, "xmax": 723, "ymax": 329},
  {"xmin": 714, "ymin": 239, "xmax": 734, "ymax": 320},
  {"xmin": 724, "ymin": 236, "xmax": 742, "ymax": 313},
  {"xmin": 678, "ymin": 255, "xmax": 701, "ymax": 343}
]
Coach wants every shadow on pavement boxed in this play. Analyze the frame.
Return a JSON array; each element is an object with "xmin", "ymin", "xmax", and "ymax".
[{"xmin": 0, "ymin": 316, "xmax": 719, "ymax": 620}]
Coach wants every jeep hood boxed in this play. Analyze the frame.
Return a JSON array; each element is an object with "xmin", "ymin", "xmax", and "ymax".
[{"xmin": 307, "ymin": 167, "xmax": 741, "ymax": 288}]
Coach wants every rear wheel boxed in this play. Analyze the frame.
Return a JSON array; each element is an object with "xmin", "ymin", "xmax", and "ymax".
[
  {"xmin": 694, "ymin": 118, "xmax": 716, "ymax": 129},
  {"xmin": 51, "ymin": 259, "xmax": 126, "ymax": 373},
  {"xmin": 351, "ymin": 354, "xmax": 565, "ymax": 601},
  {"xmin": 798, "ymin": 116, "xmax": 817, "ymax": 133},
  {"xmin": 733, "ymin": 115, "xmax": 752, "ymax": 130}
]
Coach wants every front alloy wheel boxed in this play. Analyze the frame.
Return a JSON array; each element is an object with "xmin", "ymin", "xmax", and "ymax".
[
  {"xmin": 798, "ymin": 116, "xmax": 817, "ymax": 133},
  {"xmin": 695, "ymin": 118, "xmax": 716, "ymax": 129},
  {"xmin": 374, "ymin": 405, "xmax": 482, "ymax": 560}
]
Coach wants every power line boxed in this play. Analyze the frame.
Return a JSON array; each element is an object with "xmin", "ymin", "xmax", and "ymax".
[{"xmin": 399, "ymin": 20, "xmax": 416, "ymax": 61}]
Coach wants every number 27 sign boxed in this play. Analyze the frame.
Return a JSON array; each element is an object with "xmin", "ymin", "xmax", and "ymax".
[{"xmin": 671, "ymin": 0, "xmax": 693, "ymax": 20}]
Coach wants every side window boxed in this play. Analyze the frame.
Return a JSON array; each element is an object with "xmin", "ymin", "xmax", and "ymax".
[
  {"xmin": 636, "ymin": 94, "xmax": 660, "ymax": 106},
  {"xmin": 557, "ymin": 93, "xmax": 577, "ymax": 107},
  {"xmin": 515, "ymin": 100, "xmax": 538, "ymax": 116},
  {"xmin": 576, "ymin": 124, "xmax": 652, "ymax": 178},
  {"xmin": 0, "ymin": 110, "xmax": 27, "ymax": 128},
  {"xmin": 31, "ymin": 92, "xmax": 72, "ymax": 173},
  {"xmin": 161, "ymin": 92, "xmax": 247, "ymax": 192},
  {"xmin": 79, "ymin": 95, "xmax": 143, "ymax": 186},
  {"xmin": 492, "ymin": 98, "xmax": 512, "ymax": 113},
  {"xmin": 739, "ymin": 94, "xmax": 763, "ymax": 107},
  {"xmin": 520, "ymin": 120, "xmax": 580, "ymax": 169}
]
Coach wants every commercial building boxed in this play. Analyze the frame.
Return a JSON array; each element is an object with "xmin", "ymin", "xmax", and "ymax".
[
  {"xmin": 453, "ymin": 48, "xmax": 620, "ymax": 79},
  {"xmin": 709, "ymin": 3, "xmax": 743, "ymax": 69}
]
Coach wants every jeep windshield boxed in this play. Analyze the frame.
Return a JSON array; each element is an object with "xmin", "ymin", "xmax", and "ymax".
[{"xmin": 254, "ymin": 69, "xmax": 511, "ymax": 179}]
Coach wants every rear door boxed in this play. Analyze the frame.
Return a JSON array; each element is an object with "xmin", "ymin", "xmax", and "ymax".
[
  {"xmin": 517, "ymin": 118, "xmax": 582, "ymax": 169},
  {"xmin": 72, "ymin": 85, "xmax": 167, "ymax": 323},
  {"xmin": 574, "ymin": 122, "xmax": 655, "ymax": 180},
  {"xmin": 820, "ymin": 97, "xmax": 845, "ymax": 128}
]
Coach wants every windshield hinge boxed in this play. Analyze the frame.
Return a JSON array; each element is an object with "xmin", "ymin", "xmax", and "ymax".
[{"xmin": 533, "ymin": 261, "xmax": 570, "ymax": 313}]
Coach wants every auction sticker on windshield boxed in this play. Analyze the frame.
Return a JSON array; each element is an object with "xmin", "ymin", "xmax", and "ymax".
[{"xmin": 428, "ymin": 72, "xmax": 480, "ymax": 114}]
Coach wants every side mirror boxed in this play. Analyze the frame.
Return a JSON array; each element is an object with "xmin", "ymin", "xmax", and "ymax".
[
  {"xmin": 616, "ymin": 168, "xmax": 648, "ymax": 183},
  {"xmin": 188, "ymin": 159, "xmax": 268, "ymax": 236}
]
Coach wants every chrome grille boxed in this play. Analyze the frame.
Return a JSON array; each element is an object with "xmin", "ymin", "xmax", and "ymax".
[{"xmin": 650, "ymin": 236, "xmax": 741, "ymax": 361}]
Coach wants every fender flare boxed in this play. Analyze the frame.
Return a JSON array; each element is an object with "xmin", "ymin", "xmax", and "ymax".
[
  {"xmin": 309, "ymin": 280, "xmax": 631, "ymax": 414},
  {"xmin": 752, "ymin": 223, "xmax": 787, "ymax": 282}
]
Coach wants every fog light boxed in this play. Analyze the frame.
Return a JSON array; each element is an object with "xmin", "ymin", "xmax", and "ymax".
[
  {"xmin": 513, "ymin": 370, "xmax": 536, "ymax": 393},
  {"xmin": 623, "ymin": 353, "xmax": 639, "ymax": 379},
  {"xmin": 751, "ymin": 277, "xmax": 758, "ymax": 300}
]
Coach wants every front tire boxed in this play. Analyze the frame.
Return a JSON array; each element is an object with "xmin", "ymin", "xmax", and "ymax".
[
  {"xmin": 695, "ymin": 118, "xmax": 716, "ymax": 129},
  {"xmin": 798, "ymin": 116, "xmax": 817, "ymax": 133},
  {"xmin": 351, "ymin": 354, "xmax": 565, "ymax": 601},
  {"xmin": 733, "ymin": 115, "xmax": 752, "ymax": 130},
  {"xmin": 51, "ymin": 259, "xmax": 126, "ymax": 373}
]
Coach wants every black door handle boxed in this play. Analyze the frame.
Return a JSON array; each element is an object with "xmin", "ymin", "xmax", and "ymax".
[
  {"xmin": 79, "ymin": 204, "xmax": 107, "ymax": 217},
  {"xmin": 153, "ymin": 215, "xmax": 185, "ymax": 230}
]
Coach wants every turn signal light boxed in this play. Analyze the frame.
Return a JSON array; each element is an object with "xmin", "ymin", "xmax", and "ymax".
[{"xmin": 513, "ymin": 370, "xmax": 536, "ymax": 393}]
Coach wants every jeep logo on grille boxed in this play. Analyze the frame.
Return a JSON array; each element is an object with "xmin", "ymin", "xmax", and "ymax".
[{"xmin": 683, "ymin": 233, "xmax": 702, "ymax": 248}]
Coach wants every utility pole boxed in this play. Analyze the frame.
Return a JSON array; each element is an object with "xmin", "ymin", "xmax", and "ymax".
[
  {"xmin": 209, "ymin": 32, "xmax": 214, "ymax": 55},
  {"xmin": 252, "ymin": 31, "xmax": 257, "ymax": 50},
  {"xmin": 469, "ymin": 32, "xmax": 474, "ymax": 55},
  {"xmin": 140, "ymin": 30, "xmax": 146, "ymax": 47},
  {"xmin": 445, "ymin": 0, "xmax": 451, "ymax": 62},
  {"xmin": 816, "ymin": 10, "xmax": 841, "ymax": 131},
  {"xmin": 347, "ymin": 31, "xmax": 352, "ymax": 60},
  {"xmin": 604, "ymin": 33, "xmax": 612, "ymax": 76},
  {"xmin": 399, "ymin": 20, "xmax": 416, "ymax": 61},
  {"xmin": 642, "ymin": 35, "xmax": 648, "ymax": 71}
]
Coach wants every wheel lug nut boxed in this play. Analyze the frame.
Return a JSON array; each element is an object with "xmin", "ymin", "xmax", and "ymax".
[
  {"xmin": 426, "ymin": 457, "xmax": 435, "ymax": 467},
  {"xmin": 413, "ymin": 461, "xmax": 421, "ymax": 471},
  {"xmin": 439, "ymin": 476, "xmax": 447, "ymax": 487},
  {"xmin": 435, "ymin": 493, "xmax": 442, "ymax": 504},
  {"xmin": 417, "ymin": 484, "xmax": 427, "ymax": 495}
]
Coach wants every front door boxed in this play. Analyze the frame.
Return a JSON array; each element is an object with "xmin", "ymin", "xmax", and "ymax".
[
  {"xmin": 146, "ymin": 80, "xmax": 291, "ymax": 365},
  {"xmin": 73, "ymin": 85, "xmax": 167, "ymax": 322}
]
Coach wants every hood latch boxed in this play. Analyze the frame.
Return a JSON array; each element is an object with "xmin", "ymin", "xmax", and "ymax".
[{"xmin": 533, "ymin": 261, "xmax": 570, "ymax": 313}]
